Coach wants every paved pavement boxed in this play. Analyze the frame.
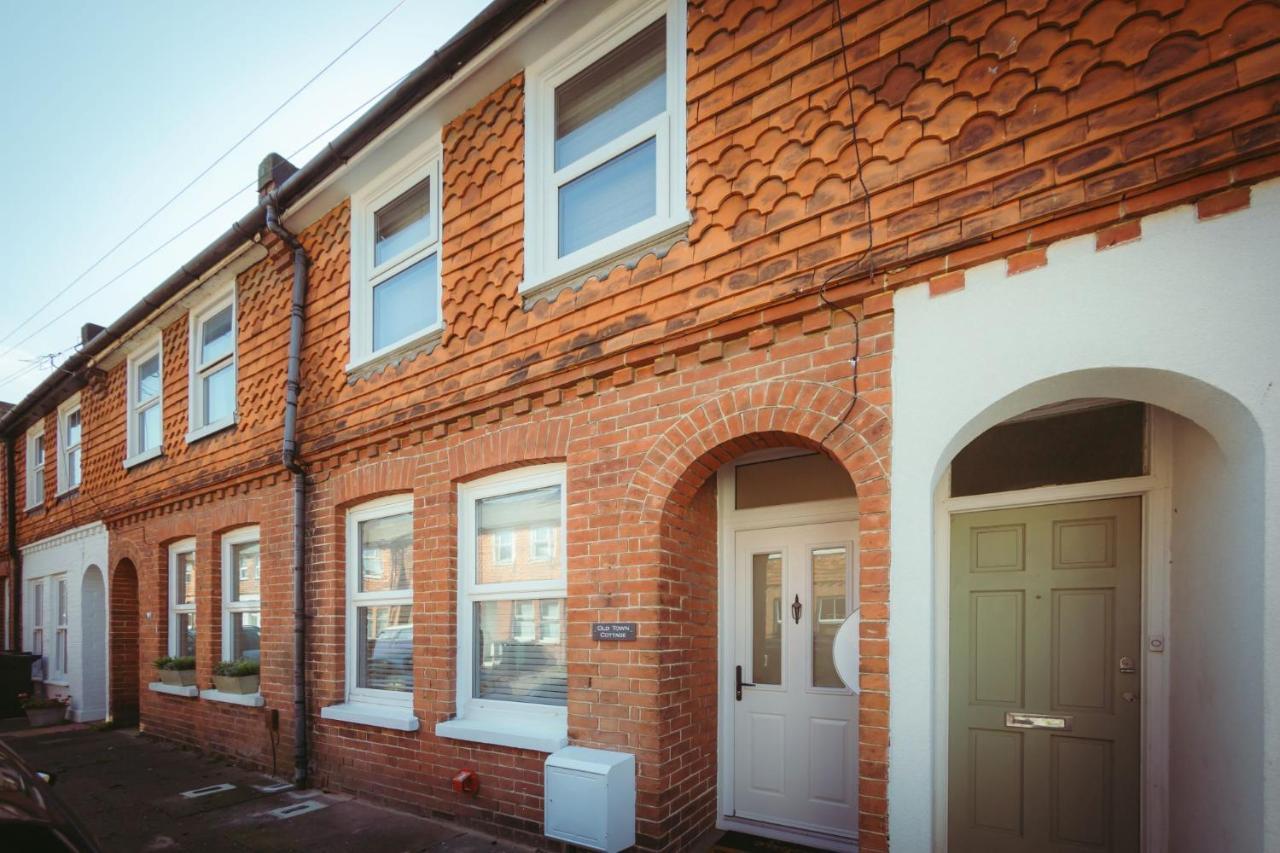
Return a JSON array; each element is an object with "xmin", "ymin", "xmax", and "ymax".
[{"xmin": 1, "ymin": 723, "xmax": 530, "ymax": 852}]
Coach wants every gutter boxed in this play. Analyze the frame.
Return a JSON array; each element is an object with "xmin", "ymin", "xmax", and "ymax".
[
  {"xmin": 265, "ymin": 194, "xmax": 310, "ymax": 787},
  {"xmin": 0, "ymin": 0, "xmax": 539, "ymax": 438}
]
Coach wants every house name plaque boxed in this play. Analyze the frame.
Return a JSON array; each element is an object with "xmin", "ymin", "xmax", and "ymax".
[{"xmin": 591, "ymin": 622, "xmax": 638, "ymax": 641}]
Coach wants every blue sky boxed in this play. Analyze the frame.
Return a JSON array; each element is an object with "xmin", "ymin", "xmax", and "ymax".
[{"xmin": 0, "ymin": 0, "xmax": 488, "ymax": 403}]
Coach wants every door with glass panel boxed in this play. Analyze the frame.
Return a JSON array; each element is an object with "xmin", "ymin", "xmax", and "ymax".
[{"xmin": 733, "ymin": 523, "xmax": 858, "ymax": 837}]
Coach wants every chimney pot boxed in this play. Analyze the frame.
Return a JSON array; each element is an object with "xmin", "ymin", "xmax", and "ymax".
[{"xmin": 258, "ymin": 153, "xmax": 299, "ymax": 198}]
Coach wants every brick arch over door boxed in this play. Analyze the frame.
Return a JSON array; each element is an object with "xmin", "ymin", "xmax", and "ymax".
[
  {"xmin": 109, "ymin": 558, "xmax": 140, "ymax": 725},
  {"xmin": 623, "ymin": 380, "xmax": 890, "ymax": 525},
  {"xmin": 620, "ymin": 379, "xmax": 892, "ymax": 851}
]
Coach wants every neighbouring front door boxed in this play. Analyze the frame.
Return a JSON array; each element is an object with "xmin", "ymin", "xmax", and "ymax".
[
  {"xmin": 949, "ymin": 497, "xmax": 1142, "ymax": 852},
  {"xmin": 733, "ymin": 522, "xmax": 858, "ymax": 840}
]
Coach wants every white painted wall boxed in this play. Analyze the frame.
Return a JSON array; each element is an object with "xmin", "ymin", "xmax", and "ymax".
[
  {"xmin": 888, "ymin": 179, "xmax": 1280, "ymax": 851},
  {"xmin": 21, "ymin": 522, "xmax": 109, "ymax": 722},
  {"xmin": 1168, "ymin": 415, "xmax": 1264, "ymax": 852}
]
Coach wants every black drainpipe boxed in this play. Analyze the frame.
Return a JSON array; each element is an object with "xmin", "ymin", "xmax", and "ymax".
[
  {"xmin": 265, "ymin": 191, "xmax": 310, "ymax": 787},
  {"xmin": 5, "ymin": 437, "xmax": 18, "ymax": 652}
]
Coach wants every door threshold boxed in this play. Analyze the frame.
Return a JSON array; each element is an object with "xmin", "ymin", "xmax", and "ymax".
[{"xmin": 716, "ymin": 816, "xmax": 857, "ymax": 852}]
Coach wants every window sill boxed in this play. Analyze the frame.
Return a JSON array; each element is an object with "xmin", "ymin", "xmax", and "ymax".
[
  {"xmin": 345, "ymin": 325, "xmax": 443, "ymax": 381},
  {"xmin": 149, "ymin": 682, "xmax": 198, "ymax": 698},
  {"xmin": 435, "ymin": 714, "xmax": 568, "ymax": 753},
  {"xmin": 124, "ymin": 447, "xmax": 163, "ymax": 469},
  {"xmin": 185, "ymin": 417, "xmax": 236, "ymax": 445},
  {"xmin": 320, "ymin": 702, "xmax": 419, "ymax": 732},
  {"xmin": 55, "ymin": 486, "xmax": 79, "ymax": 500},
  {"xmin": 520, "ymin": 216, "xmax": 691, "ymax": 307},
  {"xmin": 200, "ymin": 689, "xmax": 265, "ymax": 708},
  {"xmin": 44, "ymin": 679, "xmax": 69, "ymax": 688}
]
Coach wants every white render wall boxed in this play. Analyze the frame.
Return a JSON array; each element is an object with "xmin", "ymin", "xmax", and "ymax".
[
  {"xmin": 21, "ymin": 522, "xmax": 109, "ymax": 722},
  {"xmin": 888, "ymin": 179, "xmax": 1280, "ymax": 851}
]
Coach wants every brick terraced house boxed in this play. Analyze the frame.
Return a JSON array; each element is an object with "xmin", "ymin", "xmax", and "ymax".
[{"xmin": 1, "ymin": 0, "xmax": 1278, "ymax": 850}]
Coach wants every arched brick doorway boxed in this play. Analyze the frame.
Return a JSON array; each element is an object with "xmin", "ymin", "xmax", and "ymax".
[
  {"xmin": 617, "ymin": 380, "xmax": 891, "ymax": 851},
  {"xmin": 109, "ymin": 558, "xmax": 140, "ymax": 725}
]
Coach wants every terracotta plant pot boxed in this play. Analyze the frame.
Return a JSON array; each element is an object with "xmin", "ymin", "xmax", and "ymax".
[
  {"xmin": 25, "ymin": 706, "xmax": 66, "ymax": 727},
  {"xmin": 159, "ymin": 669, "xmax": 197, "ymax": 687},
  {"xmin": 213, "ymin": 674, "xmax": 260, "ymax": 695}
]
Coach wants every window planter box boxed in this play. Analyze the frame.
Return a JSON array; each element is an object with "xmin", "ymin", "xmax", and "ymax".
[
  {"xmin": 213, "ymin": 674, "xmax": 259, "ymax": 695},
  {"xmin": 25, "ymin": 706, "xmax": 67, "ymax": 728},
  {"xmin": 158, "ymin": 669, "xmax": 196, "ymax": 687}
]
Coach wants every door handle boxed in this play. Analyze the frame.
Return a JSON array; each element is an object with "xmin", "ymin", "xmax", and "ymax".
[{"xmin": 735, "ymin": 665, "xmax": 754, "ymax": 701}]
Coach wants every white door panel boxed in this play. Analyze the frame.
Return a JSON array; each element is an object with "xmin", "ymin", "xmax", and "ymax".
[{"xmin": 732, "ymin": 523, "xmax": 859, "ymax": 838}]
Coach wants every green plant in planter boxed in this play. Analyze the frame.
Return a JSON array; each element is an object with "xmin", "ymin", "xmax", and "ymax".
[
  {"xmin": 212, "ymin": 659, "xmax": 260, "ymax": 695},
  {"xmin": 156, "ymin": 655, "xmax": 197, "ymax": 687}
]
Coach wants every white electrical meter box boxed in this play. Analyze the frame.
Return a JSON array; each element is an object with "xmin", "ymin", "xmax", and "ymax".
[{"xmin": 544, "ymin": 746, "xmax": 636, "ymax": 852}]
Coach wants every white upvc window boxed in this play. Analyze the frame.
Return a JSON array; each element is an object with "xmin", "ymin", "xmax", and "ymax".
[
  {"xmin": 57, "ymin": 397, "xmax": 82, "ymax": 494},
  {"xmin": 169, "ymin": 539, "xmax": 197, "ymax": 658},
  {"xmin": 25, "ymin": 426, "xmax": 45, "ymax": 509},
  {"xmin": 51, "ymin": 575, "xmax": 68, "ymax": 682},
  {"xmin": 523, "ymin": 0, "xmax": 688, "ymax": 292},
  {"xmin": 187, "ymin": 286, "xmax": 236, "ymax": 442},
  {"xmin": 30, "ymin": 578, "xmax": 45, "ymax": 676},
  {"xmin": 222, "ymin": 527, "xmax": 261, "ymax": 665},
  {"xmin": 345, "ymin": 496, "xmax": 415, "ymax": 707},
  {"xmin": 348, "ymin": 142, "xmax": 443, "ymax": 369},
  {"xmin": 126, "ymin": 338, "xmax": 164, "ymax": 466},
  {"xmin": 437, "ymin": 465, "xmax": 568, "ymax": 753}
]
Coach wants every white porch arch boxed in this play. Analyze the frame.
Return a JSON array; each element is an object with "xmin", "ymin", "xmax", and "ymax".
[{"xmin": 889, "ymin": 180, "xmax": 1280, "ymax": 852}]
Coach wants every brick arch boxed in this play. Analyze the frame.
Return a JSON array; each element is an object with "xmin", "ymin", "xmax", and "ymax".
[
  {"xmin": 109, "ymin": 558, "xmax": 140, "ymax": 725},
  {"xmin": 623, "ymin": 379, "xmax": 889, "ymax": 525},
  {"xmin": 448, "ymin": 418, "xmax": 569, "ymax": 482},
  {"xmin": 619, "ymin": 379, "xmax": 891, "ymax": 849},
  {"xmin": 327, "ymin": 456, "xmax": 417, "ymax": 509}
]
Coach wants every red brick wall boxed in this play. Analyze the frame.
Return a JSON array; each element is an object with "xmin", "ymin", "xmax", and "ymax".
[
  {"xmin": 288, "ymin": 301, "xmax": 890, "ymax": 850},
  {"xmin": 2, "ymin": 0, "xmax": 1275, "ymax": 849},
  {"xmin": 108, "ymin": 558, "xmax": 139, "ymax": 723},
  {"xmin": 108, "ymin": 479, "xmax": 296, "ymax": 770}
]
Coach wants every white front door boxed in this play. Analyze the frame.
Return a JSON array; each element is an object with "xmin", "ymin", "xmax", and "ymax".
[{"xmin": 732, "ymin": 522, "xmax": 859, "ymax": 839}]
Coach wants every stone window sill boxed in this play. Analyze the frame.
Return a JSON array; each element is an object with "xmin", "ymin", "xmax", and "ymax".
[
  {"xmin": 320, "ymin": 702, "xmax": 419, "ymax": 732},
  {"xmin": 200, "ymin": 689, "xmax": 265, "ymax": 708},
  {"xmin": 149, "ymin": 682, "xmax": 198, "ymax": 698},
  {"xmin": 435, "ymin": 714, "xmax": 567, "ymax": 753}
]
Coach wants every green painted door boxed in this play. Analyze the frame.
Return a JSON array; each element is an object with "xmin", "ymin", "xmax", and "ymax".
[{"xmin": 949, "ymin": 497, "xmax": 1141, "ymax": 852}]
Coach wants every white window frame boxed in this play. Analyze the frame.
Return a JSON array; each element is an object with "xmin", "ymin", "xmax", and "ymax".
[
  {"xmin": 51, "ymin": 575, "xmax": 68, "ymax": 683},
  {"xmin": 125, "ymin": 337, "xmax": 164, "ymax": 467},
  {"xmin": 25, "ymin": 425, "xmax": 44, "ymax": 510},
  {"xmin": 221, "ymin": 526, "xmax": 260, "ymax": 664},
  {"xmin": 29, "ymin": 578, "xmax": 45, "ymax": 678},
  {"xmin": 437, "ymin": 464, "xmax": 568, "ymax": 752},
  {"xmin": 343, "ymin": 495, "xmax": 415, "ymax": 710},
  {"xmin": 56, "ymin": 396, "xmax": 82, "ymax": 495},
  {"xmin": 522, "ymin": 0, "xmax": 688, "ymax": 294},
  {"xmin": 169, "ymin": 538, "xmax": 197, "ymax": 658},
  {"xmin": 186, "ymin": 284, "xmax": 237, "ymax": 442},
  {"xmin": 348, "ymin": 139, "xmax": 444, "ymax": 370}
]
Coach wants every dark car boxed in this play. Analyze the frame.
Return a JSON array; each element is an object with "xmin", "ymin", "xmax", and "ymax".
[{"xmin": 0, "ymin": 738, "xmax": 101, "ymax": 852}]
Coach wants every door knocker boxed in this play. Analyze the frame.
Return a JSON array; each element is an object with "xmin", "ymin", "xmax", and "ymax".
[{"xmin": 791, "ymin": 594, "xmax": 802, "ymax": 625}]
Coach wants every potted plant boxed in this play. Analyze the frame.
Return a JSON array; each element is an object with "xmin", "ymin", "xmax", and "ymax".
[
  {"xmin": 155, "ymin": 655, "xmax": 197, "ymax": 687},
  {"xmin": 213, "ymin": 659, "xmax": 260, "ymax": 695},
  {"xmin": 19, "ymin": 693, "xmax": 69, "ymax": 728}
]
